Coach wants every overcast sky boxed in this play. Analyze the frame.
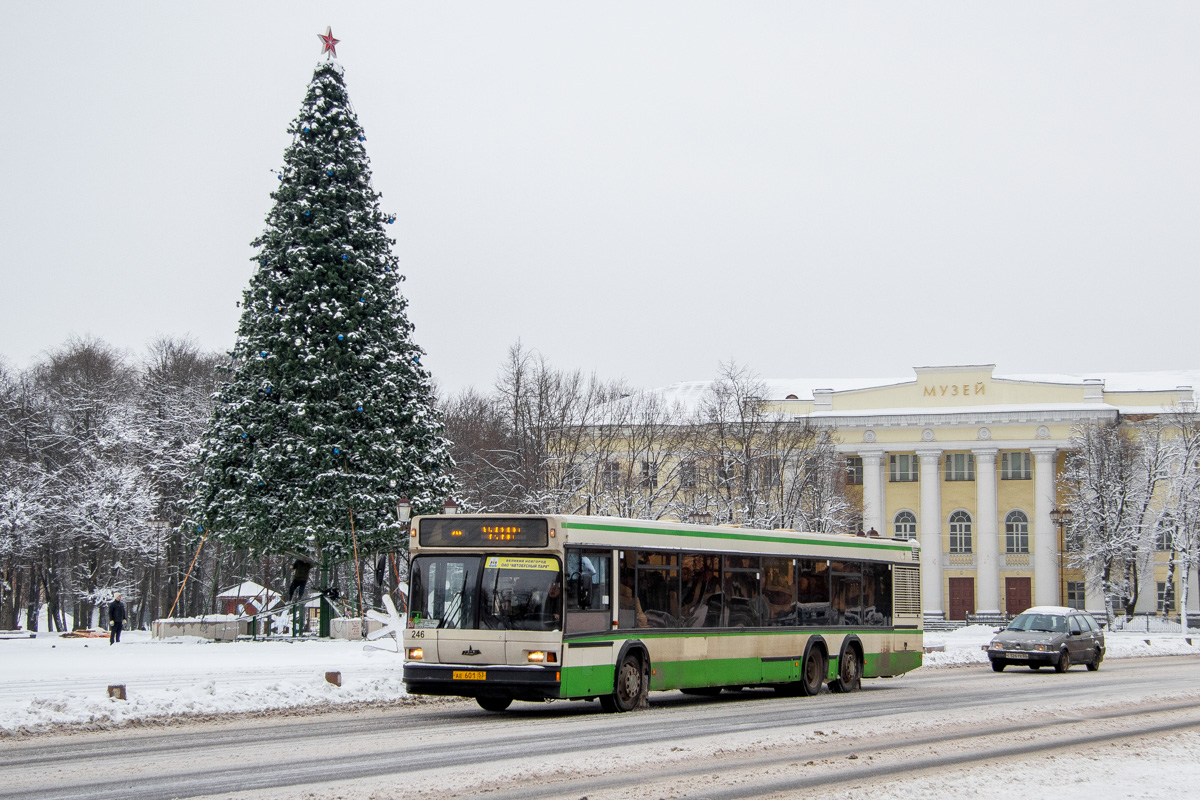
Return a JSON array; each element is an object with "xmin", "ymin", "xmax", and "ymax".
[{"xmin": 4, "ymin": 3, "xmax": 1199, "ymax": 395}]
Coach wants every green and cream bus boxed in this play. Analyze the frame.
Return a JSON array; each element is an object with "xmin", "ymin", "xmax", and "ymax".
[{"xmin": 402, "ymin": 514, "xmax": 922, "ymax": 712}]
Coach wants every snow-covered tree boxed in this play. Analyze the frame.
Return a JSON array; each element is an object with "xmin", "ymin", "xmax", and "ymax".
[
  {"xmin": 192, "ymin": 60, "xmax": 454, "ymax": 564},
  {"xmin": 1062, "ymin": 419, "xmax": 1168, "ymax": 624},
  {"xmin": 1163, "ymin": 406, "xmax": 1200, "ymax": 630}
]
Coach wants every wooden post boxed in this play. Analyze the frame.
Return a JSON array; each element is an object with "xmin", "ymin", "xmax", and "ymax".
[
  {"xmin": 108, "ymin": 685, "xmax": 127, "ymax": 701},
  {"xmin": 324, "ymin": 671, "xmax": 342, "ymax": 687}
]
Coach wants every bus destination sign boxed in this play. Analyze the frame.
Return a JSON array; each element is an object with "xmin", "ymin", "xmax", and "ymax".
[{"xmin": 419, "ymin": 518, "xmax": 549, "ymax": 548}]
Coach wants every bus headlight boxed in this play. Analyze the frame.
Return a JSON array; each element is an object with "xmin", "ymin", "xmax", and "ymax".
[
  {"xmin": 407, "ymin": 647, "xmax": 424, "ymax": 660},
  {"xmin": 527, "ymin": 651, "xmax": 545, "ymax": 663}
]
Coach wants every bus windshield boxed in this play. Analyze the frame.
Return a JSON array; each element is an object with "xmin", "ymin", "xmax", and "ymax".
[{"xmin": 410, "ymin": 554, "xmax": 563, "ymax": 631}]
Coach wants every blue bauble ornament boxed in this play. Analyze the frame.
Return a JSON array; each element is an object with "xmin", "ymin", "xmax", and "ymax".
[
  {"xmin": 334, "ymin": 447, "xmax": 340, "ymax": 454},
  {"xmin": 338, "ymin": 334, "xmax": 344, "ymax": 341},
  {"xmin": 357, "ymin": 405, "xmax": 363, "ymax": 411},
  {"xmin": 260, "ymin": 351, "xmax": 267, "ymax": 358},
  {"xmin": 342, "ymin": 254, "xmax": 348, "ymax": 260},
  {"xmin": 327, "ymin": 170, "xmax": 333, "ymax": 176}
]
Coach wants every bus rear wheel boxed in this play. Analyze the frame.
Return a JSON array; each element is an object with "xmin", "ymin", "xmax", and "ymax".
[
  {"xmin": 830, "ymin": 647, "xmax": 861, "ymax": 693},
  {"xmin": 601, "ymin": 653, "xmax": 647, "ymax": 712},
  {"xmin": 800, "ymin": 648, "xmax": 826, "ymax": 696},
  {"xmin": 476, "ymin": 696, "xmax": 512, "ymax": 712}
]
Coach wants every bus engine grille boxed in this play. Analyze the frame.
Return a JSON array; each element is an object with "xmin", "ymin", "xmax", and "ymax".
[{"xmin": 893, "ymin": 565, "xmax": 921, "ymax": 616}]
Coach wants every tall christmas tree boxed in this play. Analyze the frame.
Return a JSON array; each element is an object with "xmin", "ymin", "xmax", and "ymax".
[{"xmin": 193, "ymin": 34, "xmax": 454, "ymax": 566}]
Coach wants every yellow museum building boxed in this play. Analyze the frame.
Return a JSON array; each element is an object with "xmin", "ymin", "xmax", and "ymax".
[{"xmin": 657, "ymin": 364, "xmax": 1200, "ymax": 624}]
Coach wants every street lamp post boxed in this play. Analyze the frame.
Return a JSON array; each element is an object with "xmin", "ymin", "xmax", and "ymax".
[{"xmin": 1050, "ymin": 507, "xmax": 1074, "ymax": 607}]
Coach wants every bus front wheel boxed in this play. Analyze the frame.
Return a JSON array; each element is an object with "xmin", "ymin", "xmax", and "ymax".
[
  {"xmin": 476, "ymin": 695, "xmax": 512, "ymax": 712},
  {"xmin": 830, "ymin": 647, "xmax": 861, "ymax": 693},
  {"xmin": 601, "ymin": 653, "xmax": 647, "ymax": 712}
]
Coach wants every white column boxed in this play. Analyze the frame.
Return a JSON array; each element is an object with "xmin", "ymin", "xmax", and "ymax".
[
  {"xmin": 918, "ymin": 450, "xmax": 944, "ymax": 619},
  {"xmin": 1032, "ymin": 448, "xmax": 1059, "ymax": 606},
  {"xmin": 860, "ymin": 450, "xmax": 884, "ymax": 535},
  {"xmin": 1085, "ymin": 577, "xmax": 1106, "ymax": 618},
  {"xmin": 974, "ymin": 448, "xmax": 1000, "ymax": 617}
]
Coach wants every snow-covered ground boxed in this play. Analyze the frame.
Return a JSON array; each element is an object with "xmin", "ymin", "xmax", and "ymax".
[
  {"xmin": 1, "ymin": 626, "xmax": 1197, "ymax": 737},
  {"xmin": 0, "ymin": 631, "xmax": 409, "ymax": 736}
]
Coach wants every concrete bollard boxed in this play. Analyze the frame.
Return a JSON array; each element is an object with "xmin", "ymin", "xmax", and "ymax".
[
  {"xmin": 325, "ymin": 671, "xmax": 342, "ymax": 687},
  {"xmin": 108, "ymin": 685, "xmax": 127, "ymax": 701}
]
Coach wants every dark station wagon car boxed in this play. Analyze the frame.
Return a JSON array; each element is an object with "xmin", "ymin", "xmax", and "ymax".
[{"xmin": 987, "ymin": 606, "xmax": 1105, "ymax": 673}]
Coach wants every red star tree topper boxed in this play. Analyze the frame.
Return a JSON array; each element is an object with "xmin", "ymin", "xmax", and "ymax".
[{"xmin": 318, "ymin": 27, "xmax": 339, "ymax": 58}]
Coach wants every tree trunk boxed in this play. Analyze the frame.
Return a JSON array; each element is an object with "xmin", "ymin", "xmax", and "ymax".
[
  {"xmin": 24, "ymin": 565, "xmax": 40, "ymax": 632},
  {"xmin": 1181, "ymin": 559, "xmax": 1191, "ymax": 631}
]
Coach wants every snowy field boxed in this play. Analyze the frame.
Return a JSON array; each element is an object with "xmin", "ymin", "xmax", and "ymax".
[{"xmin": 1, "ymin": 625, "xmax": 1197, "ymax": 737}]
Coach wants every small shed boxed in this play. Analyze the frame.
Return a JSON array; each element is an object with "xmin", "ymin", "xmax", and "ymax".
[{"xmin": 216, "ymin": 581, "xmax": 280, "ymax": 616}]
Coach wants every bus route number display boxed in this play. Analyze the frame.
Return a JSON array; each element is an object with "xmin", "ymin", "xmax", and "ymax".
[{"xmin": 419, "ymin": 518, "xmax": 549, "ymax": 547}]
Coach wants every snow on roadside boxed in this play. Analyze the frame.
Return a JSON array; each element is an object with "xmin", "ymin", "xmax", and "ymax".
[
  {"xmin": 0, "ymin": 631, "xmax": 411, "ymax": 737},
  {"xmin": 922, "ymin": 624, "xmax": 1200, "ymax": 667},
  {"xmin": 2, "ymin": 625, "xmax": 1198, "ymax": 737}
]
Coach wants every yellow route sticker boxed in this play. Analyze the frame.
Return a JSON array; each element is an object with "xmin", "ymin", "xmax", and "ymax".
[{"xmin": 485, "ymin": 556, "xmax": 558, "ymax": 571}]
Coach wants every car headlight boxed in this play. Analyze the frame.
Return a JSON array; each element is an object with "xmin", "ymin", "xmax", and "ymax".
[
  {"xmin": 1034, "ymin": 644, "xmax": 1048, "ymax": 652},
  {"xmin": 990, "ymin": 642, "xmax": 1003, "ymax": 650}
]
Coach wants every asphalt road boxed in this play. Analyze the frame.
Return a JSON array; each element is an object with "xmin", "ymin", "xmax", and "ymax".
[{"xmin": 3, "ymin": 656, "xmax": 1200, "ymax": 800}]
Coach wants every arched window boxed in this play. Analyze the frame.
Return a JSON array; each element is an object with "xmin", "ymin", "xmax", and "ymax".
[
  {"xmin": 949, "ymin": 511, "xmax": 973, "ymax": 553},
  {"xmin": 1005, "ymin": 510, "xmax": 1029, "ymax": 553},
  {"xmin": 894, "ymin": 510, "xmax": 917, "ymax": 540}
]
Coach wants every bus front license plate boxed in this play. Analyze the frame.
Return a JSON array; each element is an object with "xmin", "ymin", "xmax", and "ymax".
[{"xmin": 453, "ymin": 670, "xmax": 486, "ymax": 680}]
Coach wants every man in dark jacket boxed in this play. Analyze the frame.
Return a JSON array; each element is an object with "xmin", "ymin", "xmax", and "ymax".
[
  {"xmin": 108, "ymin": 593, "xmax": 127, "ymax": 645},
  {"xmin": 288, "ymin": 559, "xmax": 313, "ymax": 603}
]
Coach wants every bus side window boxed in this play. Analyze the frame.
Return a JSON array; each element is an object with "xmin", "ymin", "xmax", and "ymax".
[{"xmin": 565, "ymin": 548, "xmax": 613, "ymax": 635}]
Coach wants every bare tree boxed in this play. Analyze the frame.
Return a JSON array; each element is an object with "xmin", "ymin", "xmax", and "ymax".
[{"xmin": 684, "ymin": 362, "xmax": 845, "ymax": 530}]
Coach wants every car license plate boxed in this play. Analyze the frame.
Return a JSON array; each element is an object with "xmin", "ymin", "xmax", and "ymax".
[
  {"xmin": 1006, "ymin": 652, "xmax": 1028, "ymax": 659},
  {"xmin": 453, "ymin": 670, "xmax": 486, "ymax": 680}
]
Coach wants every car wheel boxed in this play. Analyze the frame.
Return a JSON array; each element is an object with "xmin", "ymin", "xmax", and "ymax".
[
  {"xmin": 1086, "ymin": 648, "xmax": 1102, "ymax": 671},
  {"xmin": 991, "ymin": 659, "xmax": 1006, "ymax": 672},
  {"xmin": 1054, "ymin": 649, "xmax": 1071, "ymax": 673}
]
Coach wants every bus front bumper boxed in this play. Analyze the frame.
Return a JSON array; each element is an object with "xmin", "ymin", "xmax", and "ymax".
[{"xmin": 403, "ymin": 663, "xmax": 562, "ymax": 701}]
